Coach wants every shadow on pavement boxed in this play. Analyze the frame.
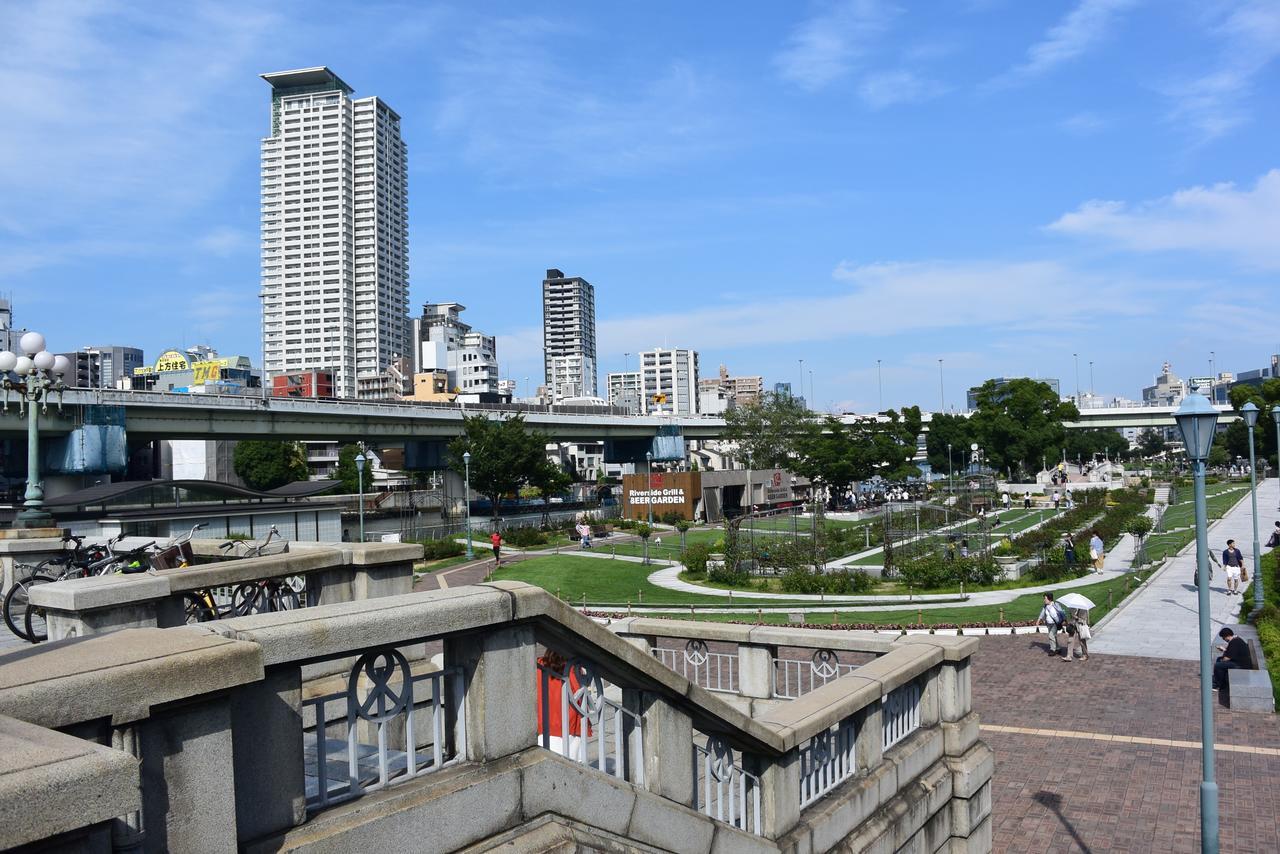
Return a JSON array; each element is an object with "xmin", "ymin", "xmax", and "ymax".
[{"xmin": 1032, "ymin": 791, "xmax": 1093, "ymax": 854}]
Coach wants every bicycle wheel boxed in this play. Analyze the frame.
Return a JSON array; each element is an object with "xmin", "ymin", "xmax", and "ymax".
[
  {"xmin": 183, "ymin": 592, "xmax": 215, "ymax": 624},
  {"xmin": 3, "ymin": 572, "xmax": 53, "ymax": 641},
  {"xmin": 22, "ymin": 575, "xmax": 55, "ymax": 643}
]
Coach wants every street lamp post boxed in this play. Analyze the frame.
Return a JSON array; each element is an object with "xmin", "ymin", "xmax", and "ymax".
[
  {"xmin": 1073, "ymin": 353, "xmax": 1080, "ymax": 406},
  {"xmin": 1174, "ymin": 393, "xmax": 1220, "ymax": 854},
  {"xmin": 462, "ymin": 451, "xmax": 474, "ymax": 559},
  {"xmin": 645, "ymin": 451, "xmax": 654, "ymax": 565},
  {"xmin": 938, "ymin": 359, "xmax": 945, "ymax": 413},
  {"xmin": 2, "ymin": 333, "xmax": 70, "ymax": 529},
  {"xmin": 1242, "ymin": 402, "xmax": 1263, "ymax": 615},
  {"xmin": 1273, "ymin": 405, "xmax": 1280, "ymax": 510},
  {"xmin": 877, "ymin": 359, "xmax": 883, "ymax": 412},
  {"xmin": 354, "ymin": 451, "xmax": 366, "ymax": 542}
]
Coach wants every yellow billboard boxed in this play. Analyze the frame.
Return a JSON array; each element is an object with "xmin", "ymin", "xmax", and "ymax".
[
  {"xmin": 154, "ymin": 349, "xmax": 191, "ymax": 373},
  {"xmin": 192, "ymin": 361, "xmax": 224, "ymax": 383}
]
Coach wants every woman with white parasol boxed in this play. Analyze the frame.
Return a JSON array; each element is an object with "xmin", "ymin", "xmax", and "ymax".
[{"xmin": 1057, "ymin": 592, "xmax": 1094, "ymax": 661}]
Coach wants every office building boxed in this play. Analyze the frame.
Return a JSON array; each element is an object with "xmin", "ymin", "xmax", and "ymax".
[
  {"xmin": 1142, "ymin": 363, "xmax": 1187, "ymax": 407},
  {"xmin": 57, "ymin": 346, "xmax": 145, "ymax": 389},
  {"xmin": 260, "ymin": 67, "xmax": 410, "ymax": 399},
  {"xmin": 411, "ymin": 301, "xmax": 498, "ymax": 395},
  {"xmin": 607, "ymin": 371, "xmax": 642, "ymax": 415},
  {"xmin": 698, "ymin": 364, "xmax": 763, "ymax": 408},
  {"xmin": 1231, "ymin": 355, "xmax": 1280, "ymax": 394},
  {"xmin": 355, "ymin": 355, "xmax": 412, "ymax": 400},
  {"xmin": 542, "ymin": 268, "xmax": 597, "ymax": 401},
  {"xmin": 966, "ymin": 376, "xmax": 1061, "ymax": 411},
  {"xmin": 640, "ymin": 348, "xmax": 699, "ymax": 415}
]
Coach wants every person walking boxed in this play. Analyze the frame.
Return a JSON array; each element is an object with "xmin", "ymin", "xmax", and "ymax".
[
  {"xmin": 1002, "ymin": 491, "xmax": 1011, "ymax": 511},
  {"xmin": 1023, "ymin": 491, "xmax": 1032, "ymax": 510},
  {"xmin": 1065, "ymin": 488, "xmax": 1075, "ymax": 510},
  {"xmin": 490, "ymin": 530, "xmax": 503, "ymax": 566},
  {"xmin": 1052, "ymin": 489, "xmax": 1061, "ymax": 511},
  {"xmin": 1037, "ymin": 593, "xmax": 1068, "ymax": 657},
  {"xmin": 1222, "ymin": 539, "xmax": 1246, "ymax": 596},
  {"xmin": 1089, "ymin": 530, "xmax": 1105, "ymax": 572},
  {"xmin": 1063, "ymin": 532, "xmax": 1077, "ymax": 568},
  {"xmin": 1065, "ymin": 608, "xmax": 1091, "ymax": 661}
]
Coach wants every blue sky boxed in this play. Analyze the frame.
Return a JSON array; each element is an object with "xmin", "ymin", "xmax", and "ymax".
[{"xmin": 2, "ymin": 0, "xmax": 1279, "ymax": 412}]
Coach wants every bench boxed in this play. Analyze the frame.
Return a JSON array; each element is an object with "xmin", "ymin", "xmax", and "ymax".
[{"xmin": 1226, "ymin": 628, "xmax": 1275, "ymax": 713}]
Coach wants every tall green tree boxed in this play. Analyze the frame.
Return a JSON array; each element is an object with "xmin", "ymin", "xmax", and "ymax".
[
  {"xmin": 233, "ymin": 440, "xmax": 309, "ymax": 490},
  {"xmin": 529, "ymin": 458, "xmax": 574, "ymax": 522},
  {"xmin": 448, "ymin": 415, "xmax": 549, "ymax": 518},
  {"xmin": 1063, "ymin": 428, "xmax": 1129, "ymax": 463},
  {"xmin": 723, "ymin": 391, "xmax": 815, "ymax": 470},
  {"xmin": 967, "ymin": 379, "xmax": 1079, "ymax": 478},
  {"xmin": 924, "ymin": 412, "xmax": 975, "ymax": 475},
  {"xmin": 330, "ymin": 444, "xmax": 363, "ymax": 494},
  {"xmin": 1225, "ymin": 380, "xmax": 1280, "ymax": 469},
  {"xmin": 793, "ymin": 407, "xmax": 923, "ymax": 495},
  {"xmin": 1136, "ymin": 428, "xmax": 1167, "ymax": 458}
]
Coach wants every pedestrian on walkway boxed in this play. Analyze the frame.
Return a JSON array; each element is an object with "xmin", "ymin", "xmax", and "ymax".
[
  {"xmin": 1212, "ymin": 627, "xmax": 1251, "ymax": 702},
  {"xmin": 1052, "ymin": 489, "xmax": 1061, "ymax": 510},
  {"xmin": 1037, "ymin": 593, "xmax": 1068, "ymax": 656},
  {"xmin": 490, "ymin": 531, "xmax": 503, "ymax": 566},
  {"xmin": 1222, "ymin": 539, "xmax": 1246, "ymax": 595},
  {"xmin": 1065, "ymin": 488, "xmax": 1074, "ymax": 510},
  {"xmin": 1023, "ymin": 491, "xmax": 1032, "ymax": 510},
  {"xmin": 1089, "ymin": 530, "xmax": 1105, "ymax": 572},
  {"xmin": 1002, "ymin": 491, "xmax": 1010, "ymax": 511},
  {"xmin": 1062, "ymin": 532, "xmax": 1077, "ymax": 567},
  {"xmin": 1065, "ymin": 608, "xmax": 1091, "ymax": 661}
]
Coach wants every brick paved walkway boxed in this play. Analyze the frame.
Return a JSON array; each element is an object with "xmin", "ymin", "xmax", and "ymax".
[{"xmin": 972, "ymin": 635, "xmax": 1280, "ymax": 853}]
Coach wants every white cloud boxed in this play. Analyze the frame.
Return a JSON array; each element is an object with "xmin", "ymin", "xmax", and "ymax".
[
  {"xmin": 196, "ymin": 227, "xmax": 252, "ymax": 257},
  {"xmin": 1004, "ymin": 0, "xmax": 1138, "ymax": 80},
  {"xmin": 1059, "ymin": 111, "xmax": 1106, "ymax": 135},
  {"xmin": 433, "ymin": 17, "xmax": 722, "ymax": 181},
  {"xmin": 1046, "ymin": 169, "xmax": 1280, "ymax": 271},
  {"xmin": 594, "ymin": 259, "xmax": 1164, "ymax": 356},
  {"xmin": 1163, "ymin": 0, "xmax": 1280, "ymax": 141},
  {"xmin": 773, "ymin": 0, "xmax": 897, "ymax": 91},
  {"xmin": 858, "ymin": 70, "xmax": 946, "ymax": 108}
]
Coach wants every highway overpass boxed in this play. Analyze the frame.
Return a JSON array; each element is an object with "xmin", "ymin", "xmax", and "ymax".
[{"xmin": 0, "ymin": 389, "xmax": 1235, "ymax": 446}]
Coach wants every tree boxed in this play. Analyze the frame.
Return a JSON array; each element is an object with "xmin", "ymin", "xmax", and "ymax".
[
  {"xmin": 1136, "ymin": 428, "xmax": 1167, "ymax": 458},
  {"xmin": 330, "ymin": 444, "xmax": 363, "ymax": 494},
  {"xmin": 233, "ymin": 440, "xmax": 309, "ymax": 490},
  {"xmin": 924, "ymin": 413, "xmax": 975, "ymax": 475},
  {"xmin": 967, "ymin": 379, "xmax": 1079, "ymax": 479},
  {"xmin": 1064, "ymin": 428, "xmax": 1129, "ymax": 463},
  {"xmin": 1224, "ymin": 381, "xmax": 1280, "ymax": 471},
  {"xmin": 723, "ymin": 391, "xmax": 815, "ymax": 471},
  {"xmin": 448, "ymin": 415, "xmax": 549, "ymax": 518},
  {"xmin": 793, "ymin": 407, "xmax": 922, "ymax": 497},
  {"xmin": 529, "ymin": 458, "xmax": 573, "ymax": 523}
]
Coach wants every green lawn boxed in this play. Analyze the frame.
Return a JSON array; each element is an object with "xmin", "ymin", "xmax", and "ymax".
[
  {"xmin": 642, "ymin": 569, "xmax": 1154, "ymax": 628},
  {"xmin": 493, "ymin": 554, "xmax": 843, "ymax": 607},
  {"xmin": 1136, "ymin": 484, "xmax": 1250, "ymax": 566}
]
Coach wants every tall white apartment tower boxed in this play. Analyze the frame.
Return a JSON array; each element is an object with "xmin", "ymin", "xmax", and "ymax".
[
  {"xmin": 542, "ymin": 268, "xmax": 597, "ymax": 401},
  {"xmin": 260, "ymin": 67, "xmax": 410, "ymax": 399},
  {"xmin": 640, "ymin": 347, "xmax": 700, "ymax": 415}
]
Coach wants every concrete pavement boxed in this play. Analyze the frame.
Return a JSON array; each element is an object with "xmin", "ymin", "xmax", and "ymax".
[{"xmin": 1091, "ymin": 478, "xmax": 1276, "ymax": 661}]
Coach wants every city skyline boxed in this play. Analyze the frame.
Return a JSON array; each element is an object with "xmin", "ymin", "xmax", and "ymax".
[{"xmin": 3, "ymin": 2, "xmax": 1279, "ymax": 411}]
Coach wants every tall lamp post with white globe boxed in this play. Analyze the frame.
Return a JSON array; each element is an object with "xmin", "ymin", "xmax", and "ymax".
[{"xmin": 1, "ymin": 332, "xmax": 70, "ymax": 529}]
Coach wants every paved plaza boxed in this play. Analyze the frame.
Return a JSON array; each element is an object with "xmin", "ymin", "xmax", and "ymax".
[{"xmin": 972, "ymin": 635, "xmax": 1280, "ymax": 853}]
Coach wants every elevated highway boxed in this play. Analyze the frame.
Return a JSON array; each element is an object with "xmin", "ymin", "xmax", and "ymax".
[
  {"xmin": 0, "ymin": 389, "xmax": 1233, "ymax": 446},
  {"xmin": 0, "ymin": 388, "xmax": 727, "ymax": 442}
]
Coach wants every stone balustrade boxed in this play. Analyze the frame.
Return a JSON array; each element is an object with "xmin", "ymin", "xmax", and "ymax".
[
  {"xmin": 0, "ymin": 582, "xmax": 991, "ymax": 853},
  {"xmin": 26, "ymin": 540, "xmax": 420, "ymax": 641}
]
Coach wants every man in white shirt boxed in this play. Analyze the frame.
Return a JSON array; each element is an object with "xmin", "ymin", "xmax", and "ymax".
[{"xmin": 1037, "ymin": 593, "xmax": 1067, "ymax": 656}]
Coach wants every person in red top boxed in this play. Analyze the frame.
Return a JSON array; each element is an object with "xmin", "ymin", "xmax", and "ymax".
[
  {"xmin": 536, "ymin": 651, "xmax": 588, "ymax": 746},
  {"xmin": 490, "ymin": 531, "xmax": 502, "ymax": 565}
]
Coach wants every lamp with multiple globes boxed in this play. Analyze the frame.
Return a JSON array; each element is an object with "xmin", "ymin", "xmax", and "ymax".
[{"xmin": 1, "ymin": 331, "xmax": 69, "ymax": 529}]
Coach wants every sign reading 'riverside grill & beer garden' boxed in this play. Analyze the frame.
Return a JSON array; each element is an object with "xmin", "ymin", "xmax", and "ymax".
[{"xmin": 621, "ymin": 471, "xmax": 701, "ymax": 521}]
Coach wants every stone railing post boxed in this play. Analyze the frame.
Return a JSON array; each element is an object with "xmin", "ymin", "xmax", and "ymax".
[
  {"xmin": 938, "ymin": 658, "xmax": 972, "ymax": 726},
  {"xmin": 737, "ymin": 642, "xmax": 776, "ymax": 699},
  {"xmin": 753, "ymin": 747, "xmax": 801, "ymax": 838},
  {"xmin": 854, "ymin": 699, "xmax": 883, "ymax": 774},
  {"xmin": 615, "ymin": 631, "xmax": 657, "ymax": 654},
  {"xmin": 623, "ymin": 690, "xmax": 694, "ymax": 804},
  {"xmin": 229, "ymin": 666, "xmax": 306, "ymax": 842},
  {"xmin": 444, "ymin": 625, "xmax": 537, "ymax": 761}
]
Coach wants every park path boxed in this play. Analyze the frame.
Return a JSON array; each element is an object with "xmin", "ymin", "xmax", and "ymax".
[{"xmin": 1090, "ymin": 478, "xmax": 1277, "ymax": 661}]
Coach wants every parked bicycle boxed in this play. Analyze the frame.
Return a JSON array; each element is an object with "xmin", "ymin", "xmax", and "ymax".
[{"xmin": 184, "ymin": 526, "xmax": 300, "ymax": 622}]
